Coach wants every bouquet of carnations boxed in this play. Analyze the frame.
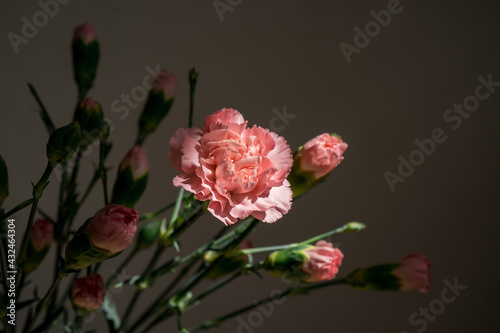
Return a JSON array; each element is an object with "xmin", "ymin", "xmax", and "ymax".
[{"xmin": 0, "ymin": 23, "xmax": 431, "ymax": 333}]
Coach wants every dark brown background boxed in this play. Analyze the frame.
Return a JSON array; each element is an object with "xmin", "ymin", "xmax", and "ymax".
[{"xmin": 1, "ymin": 0, "xmax": 500, "ymax": 332}]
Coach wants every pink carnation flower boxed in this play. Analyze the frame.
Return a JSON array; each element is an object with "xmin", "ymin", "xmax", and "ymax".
[
  {"xmin": 29, "ymin": 219, "xmax": 54, "ymax": 252},
  {"xmin": 302, "ymin": 241, "xmax": 344, "ymax": 282},
  {"xmin": 87, "ymin": 204, "xmax": 139, "ymax": 254},
  {"xmin": 298, "ymin": 133, "xmax": 348, "ymax": 179},
  {"xmin": 72, "ymin": 274, "xmax": 106, "ymax": 311},
  {"xmin": 169, "ymin": 108, "xmax": 293, "ymax": 225},
  {"xmin": 393, "ymin": 254, "xmax": 431, "ymax": 293}
]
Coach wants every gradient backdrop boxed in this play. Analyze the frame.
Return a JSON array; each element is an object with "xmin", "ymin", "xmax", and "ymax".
[{"xmin": 1, "ymin": 1, "xmax": 500, "ymax": 332}]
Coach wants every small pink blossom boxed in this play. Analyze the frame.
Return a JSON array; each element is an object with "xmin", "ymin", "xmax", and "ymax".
[
  {"xmin": 154, "ymin": 70, "xmax": 178, "ymax": 100},
  {"xmin": 73, "ymin": 22, "xmax": 97, "ymax": 44},
  {"xmin": 29, "ymin": 219, "xmax": 54, "ymax": 252},
  {"xmin": 298, "ymin": 133, "xmax": 348, "ymax": 179},
  {"xmin": 120, "ymin": 145, "xmax": 149, "ymax": 179},
  {"xmin": 393, "ymin": 254, "xmax": 431, "ymax": 292},
  {"xmin": 169, "ymin": 108, "xmax": 293, "ymax": 225},
  {"xmin": 302, "ymin": 241, "xmax": 344, "ymax": 282},
  {"xmin": 87, "ymin": 204, "xmax": 138, "ymax": 254},
  {"xmin": 72, "ymin": 274, "xmax": 106, "ymax": 311}
]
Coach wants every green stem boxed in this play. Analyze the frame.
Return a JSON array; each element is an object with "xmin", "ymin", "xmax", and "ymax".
[
  {"xmin": 27, "ymin": 83, "xmax": 56, "ymax": 134},
  {"xmin": 0, "ymin": 199, "xmax": 34, "ymax": 220},
  {"xmin": 17, "ymin": 162, "xmax": 54, "ymax": 268},
  {"xmin": 188, "ymin": 68, "xmax": 199, "ymax": 128},
  {"xmin": 300, "ymin": 221, "xmax": 366, "ymax": 245},
  {"xmin": 99, "ymin": 140, "xmax": 109, "ymax": 205},
  {"xmin": 139, "ymin": 200, "xmax": 180, "ymax": 222},
  {"xmin": 168, "ymin": 188, "xmax": 185, "ymax": 229},
  {"xmin": 25, "ymin": 272, "xmax": 66, "ymax": 332},
  {"xmin": 106, "ymin": 250, "xmax": 137, "ymax": 288},
  {"xmin": 187, "ymin": 270, "xmax": 243, "ymax": 308},
  {"xmin": 240, "ymin": 244, "xmax": 298, "ymax": 255},
  {"xmin": 71, "ymin": 314, "xmax": 84, "ymax": 333}
]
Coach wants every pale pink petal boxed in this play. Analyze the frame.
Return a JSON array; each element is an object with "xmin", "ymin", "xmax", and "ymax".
[
  {"xmin": 203, "ymin": 108, "xmax": 246, "ymax": 132},
  {"xmin": 169, "ymin": 128, "xmax": 202, "ymax": 173}
]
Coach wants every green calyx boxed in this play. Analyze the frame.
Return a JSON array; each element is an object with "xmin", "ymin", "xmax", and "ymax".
[
  {"xmin": 287, "ymin": 152, "xmax": 327, "ymax": 198},
  {"xmin": 64, "ymin": 218, "xmax": 120, "ymax": 270},
  {"xmin": 345, "ymin": 263, "xmax": 402, "ymax": 291},
  {"xmin": 137, "ymin": 91, "xmax": 174, "ymax": 140},
  {"xmin": 72, "ymin": 39, "xmax": 100, "ymax": 93},
  {"xmin": 136, "ymin": 219, "xmax": 162, "ymax": 250},
  {"xmin": 74, "ymin": 100, "xmax": 105, "ymax": 147},
  {"xmin": 263, "ymin": 244, "xmax": 313, "ymax": 282},
  {"xmin": 111, "ymin": 167, "xmax": 148, "ymax": 208},
  {"xmin": 46, "ymin": 122, "xmax": 81, "ymax": 164}
]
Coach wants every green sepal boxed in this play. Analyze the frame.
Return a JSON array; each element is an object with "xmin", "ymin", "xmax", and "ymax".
[
  {"xmin": 72, "ymin": 39, "xmax": 100, "ymax": 93},
  {"xmin": 138, "ymin": 91, "xmax": 174, "ymax": 139},
  {"xmin": 110, "ymin": 167, "xmax": 148, "ymax": 208},
  {"xmin": 46, "ymin": 122, "xmax": 81, "ymax": 164},
  {"xmin": 136, "ymin": 219, "xmax": 161, "ymax": 250},
  {"xmin": 287, "ymin": 152, "xmax": 327, "ymax": 198},
  {"xmin": 73, "ymin": 100, "xmax": 105, "ymax": 147},
  {"xmin": 23, "ymin": 242, "xmax": 50, "ymax": 274},
  {"xmin": 64, "ymin": 218, "xmax": 121, "ymax": 270},
  {"xmin": 263, "ymin": 244, "xmax": 312, "ymax": 282},
  {"xmin": 0, "ymin": 155, "xmax": 8, "ymax": 206},
  {"xmin": 345, "ymin": 263, "xmax": 402, "ymax": 291}
]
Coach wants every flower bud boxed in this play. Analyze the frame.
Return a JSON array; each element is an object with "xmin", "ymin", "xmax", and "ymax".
[
  {"xmin": 136, "ymin": 219, "xmax": 161, "ymax": 250},
  {"xmin": 0, "ymin": 155, "xmax": 9, "ymax": 206},
  {"xmin": 24, "ymin": 219, "xmax": 54, "ymax": 273},
  {"xmin": 111, "ymin": 145, "xmax": 149, "ymax": 208},
  {"xmin": 288, "ymin": 133, "xmax": 347, "ymax": 198},
  {"xmin": 345, "ymin": 254, "xmax": 431, "ymax": 292},
  {"xmin": 73, "ymin": 97, "xmax": 105, "ymax": 147},
  {"xmin": 46, "ymin": 122, "xmax": 81, "ymax": 164},
  {"xmin": 138, "ymin": 70, "xmax": 178, "ymax": 140},
  {"xmin": 72, "ymin": 22, "xmax": 100, "ymax": 94},
  {"xmin": 72, "ymin": 274, "xmax": 106, "ymax": 312},
  {"xmin": 65, "ymin": 204, "xmax": 138, "ymax": 269},
  {"xmin": 264, "ymin": 241, "xmax": 343, "ymax": 283}
]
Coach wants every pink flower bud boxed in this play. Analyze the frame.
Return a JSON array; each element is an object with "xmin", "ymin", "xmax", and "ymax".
[
  {"xmin": 154, "ymin": 70, "xmax": 178, "ymax": 100},
  {"xmin": 73, "ymin": 22, "xmax": 97, "ymax": 44},
  {"xmin": 29, "ymin": 219, "xmax": 54, "ymax": 252},
  {"xmin": 120, "ymin": 145, "xmax": 149, "ymax": 179},
  {"xmin": 72, "ymin": 274, "xmax": 106, "ymax": 311},
  {"xmin": 393, "ymin": 254, "xmax": 431, "ymax": 292},
  {"xmin": 302, "ymin": 241, "xmax": 344, "ymax": 282},
  {"xmin": 297, "ymin": 133, "xmax": 348, "ymax": 179},
  {"xmin": 87, "ymin": 204, "xmax": 139, "ymax": 254}
]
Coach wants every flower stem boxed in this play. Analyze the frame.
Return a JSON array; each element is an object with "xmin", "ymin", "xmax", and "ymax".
[
  {"xmin": 17, "ymin": 162, "xmax": 54, "ymax": 269},
  {"xmin": 0, "ymin": 199, "xmax": 34, "ymax": 220},
  {"xmin": 188, "ymin": 68, "xmax": 199, "ymax": 128},
  {"xmin": 299, "ymin": 221, "xmax": 366, "ymax": 245},
  {"xmin": 106, "ymin": 250, "xmax": 137, "ymax": 288}
]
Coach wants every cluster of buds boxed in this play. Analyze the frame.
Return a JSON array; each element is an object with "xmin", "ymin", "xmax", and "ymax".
[{"xmin": 65, "ymin": 204, "xmax": 139, "ymax": 270}]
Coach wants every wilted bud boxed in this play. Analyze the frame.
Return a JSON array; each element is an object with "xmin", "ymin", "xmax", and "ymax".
[
  {"xmin": 138, "ymin": 70, "xmax": 178, "ymax": 140},
  {"xmin": 345, "ymin": 254, "xmax": 431, "ymax": 293},
  {"xmin": 74, "ymin": 97, "xmax": 105, "ymax": 147},
  {"xmin": 24, "ymin": 219, "xmax": 54, "ymax": 273},
  {"xmin": 111, "ymin": 145, "xmax": 149, "ymax": 208},
  {"xmin": 46, "ymin": 122, "xmax": 81, "ymax": 164},
  {"xmin": 72, "ymin": 22, "xmax": 100, "ymax": 94},
  {"xmin": 0, "ymin": 155, "xmax": 9, "ymax": 206},
  {"xmin": 65, "ymin": 204, "xmax": 138, "ymax": 269},
  {"xmin": 288, "ymin": 133, "xmax": 347, "ymax": 198},
  {"xmin": 264, "ymin": 241, "xmax": 343, "ymax": 283},
  {"xmin": 72, "ymin": 274, "xmax": 106, "ymax": 312},
  {"xmin": 136, "ymin": 219, "xmax": 161, "ymax": 250}
]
